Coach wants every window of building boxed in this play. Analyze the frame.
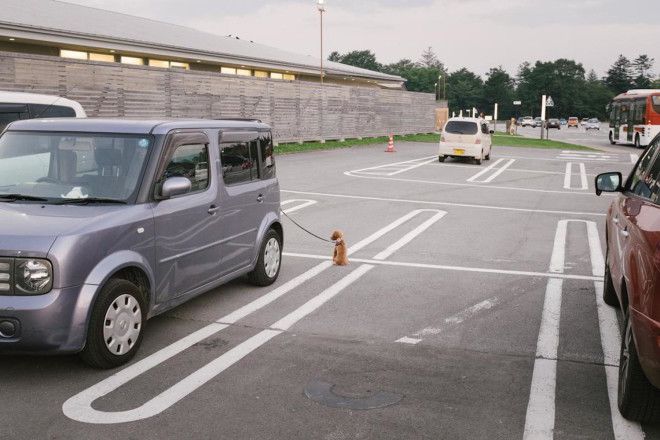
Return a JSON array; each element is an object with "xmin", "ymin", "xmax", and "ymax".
[
  {"xmin": 270, "ymin": 72, "xmax": 283, "ymax": 80},
  {"xmin": 149, "ymin": 59, "xmax": 170, "ymax": 68},
  {"xmin": 89, "ymin": 53, "xmax": 115, "ymax": 63},
  {"xmin": 163, "ymin": 143, "xmax": 209, "ymax": 192},
  {"xmin": 60, "ymin": 49, "xmax": 88, "ymax": 60},
  {"xmin": 254, "ymin": 70, "xmax": 269, "ymax": 78},
  {"xmin": 221, "ymin": 67, "xmax": 237, "ymax": 75},
  {"xmin": 170, "ymin": 61, "xmax": 190, "ymax": 70},
  {"xmin": 121, "ymin": 56, "xmax": 145, "ymax": 66},
  {"xmin": 237, "ymin": 68, "xmax": 252, "ymax": 76},
  {"xmin": 283, "ymin": 73, "xmax": 296, "ymax": 81}
]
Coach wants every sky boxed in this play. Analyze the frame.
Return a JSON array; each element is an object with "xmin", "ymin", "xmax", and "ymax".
[{"xmin": 63, "ymin": 0, "xmax": 660, "ymax": 78}]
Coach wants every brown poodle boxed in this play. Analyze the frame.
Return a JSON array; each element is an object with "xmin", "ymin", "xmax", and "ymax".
[{"xmin": 331, "ymin": 230, "xmax": 349, "ymax": 266}]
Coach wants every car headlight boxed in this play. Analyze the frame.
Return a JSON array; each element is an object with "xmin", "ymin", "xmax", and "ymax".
[{"xmin": 15, "ymin": 258, "xmax": 52, "ymax": 295}]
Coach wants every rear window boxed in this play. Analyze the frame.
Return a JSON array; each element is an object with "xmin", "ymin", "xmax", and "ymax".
[
  {"xmin": 28, "ymin": 104, "xmax": 76, "ymax": 118},
  {"xmin": 444, "ymin": 121, "xmax": 478, "ymax": 135}
]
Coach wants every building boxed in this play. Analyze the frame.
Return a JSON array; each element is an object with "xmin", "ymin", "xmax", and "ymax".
[{"xmin": 0, "ymin": 0, "xmax": 438, "ymax": 142}]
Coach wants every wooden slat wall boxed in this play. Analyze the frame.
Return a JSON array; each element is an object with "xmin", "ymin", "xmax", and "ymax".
[{"xmin": 0, "ymin": 51, "xmax": 438, "ymax": 142}]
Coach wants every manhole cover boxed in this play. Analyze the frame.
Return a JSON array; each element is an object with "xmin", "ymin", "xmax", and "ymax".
[{"xmin": 304, "ymin": 380, "xmax": 403, "ymax": 410}]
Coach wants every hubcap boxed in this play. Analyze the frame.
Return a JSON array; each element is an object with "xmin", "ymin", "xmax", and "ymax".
[
  {"xmin": 263, "ymin": 237, "xmax": 281, "ymax": 278},
  {"xmin": 103, "ymin": 294, "xmax": 142, "ymax": 356}
]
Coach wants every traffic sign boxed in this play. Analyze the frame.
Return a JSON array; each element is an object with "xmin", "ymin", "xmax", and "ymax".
[
  {"xmin": 513, "ymin": 100, "xmax": 522, "ymax": 105},
  {"xmin": 546, "ymin": 96, "xmax": 555, "ymax": 107}
]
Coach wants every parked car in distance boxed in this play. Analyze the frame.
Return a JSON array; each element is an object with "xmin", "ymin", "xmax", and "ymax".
[
  {"xmin": 439, "ymin": 117, "xmax": 493, "ymax": 165},
  {"xmin": 0, "ymin": 118, "xmax": 282, "ymax": 368},
  {"xmin": 595, "ymin": 132, "xmax": 660, "ymax": 422},
  {"xmin": 585, "ymin": 118, "xmax": 601, "ymax": 130},
  {"xmin": 580, "ymin": 117, "xmax": 589, "ymax": 126},
  {"xmin": 0, "ymin": 91, "xmax": 86, "ymax": 132},
  {"xmin": 533, "ymin": 117, "xmax": 542, "ymax": 127},
  {"xmin": 567, "ymin": 117, "xmax": 579, "ymax": 128},
  {"xmin": 559, "ymin": 118, "xmax": 567, "ymax": 125},
  {"xmin": 547, "ymin": 118, "xmax": 561, "ymax": 129},
  {"xmin": 520, "ymin": 116, "xmax": 534, "ymax": 127}
]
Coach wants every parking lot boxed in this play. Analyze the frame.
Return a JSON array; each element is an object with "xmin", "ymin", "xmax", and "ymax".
[{"xmin": 2, "ymin": 139, "xmax": 659, "ymax": 439}]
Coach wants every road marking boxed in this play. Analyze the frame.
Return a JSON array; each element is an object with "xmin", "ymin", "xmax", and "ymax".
[
  {"xmin": 283, "ymin": 252, "xmax": 602, "ymax": 281},
  {"xmin": 281, "ymin": 199, "xmax": 317, "ymax": 214},
  {"xmin": 345, "ymin": 168, "xmax": 610, "ymax": 197},
  {"xmin": 372, "ymin": 210, "xmax": 447, "ymax": 260},
  {"xmin": 466, "ymin": 158, "xmax": 504, "ymax": 182},
  {"xmin": 281, "ymin": 190, "xmax": 607, "ymax": 217},
  {"xmin": 399, "ymin": 297, "xmax": 500, "ymax": 343},
  {"xmin": 426, "ymin": 161, "xmax": 597, "ymax": 177},
  {"xmin": 63, "ymin": 209, "xmax": 442, "ymax": 424},
  {"xmin": 480, "ymin": 159, "xmax": 515, "ymax": 183},
  {"xmin": 563, "ymin": 163, "xmax": 588, "ymax": 191},
  {"xmin": 630, "ymin": 153, "xmax": 639, "ymax": 164},
  {"xmin": 496, "ymin": 154, "xmax": 625, "ymax": 163},
  {"xmin": 350, "ymin": 156, "xmax": 437, "ymax": 177}
]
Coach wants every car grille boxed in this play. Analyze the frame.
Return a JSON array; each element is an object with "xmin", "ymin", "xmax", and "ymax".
[{"xmin": 0, "ymin": 258, "xmax": 14, "ymax": 295}]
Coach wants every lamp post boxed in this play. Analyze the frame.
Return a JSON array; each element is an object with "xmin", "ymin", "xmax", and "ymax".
[
  {"xmin": 434, "ymin": 82, "xmax": 438, "ymax": 101},
  {"xmin": 317, "ymin": 0, "xmax": 325, "ymax": 86},
  {"xmin": 438, "ymin": 74, "xmax": 446, "ymax": 100}
]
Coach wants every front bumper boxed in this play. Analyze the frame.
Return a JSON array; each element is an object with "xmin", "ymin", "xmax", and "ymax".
[
  {"xmin": 632, "ymin": 307, "xmax": 660, "ymax": 389},
  {"xmin": 0, "ymin": 284, "xmax": 97, "ymax": 354},
  {"xmin": 439, "ymin": 142, "xmax": 482, "ymax": 158}
]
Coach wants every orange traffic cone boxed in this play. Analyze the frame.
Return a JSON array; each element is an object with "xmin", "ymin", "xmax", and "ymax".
[{"xmin": 385, "ymin": 134, "xmax": 396, "ymax": 153}]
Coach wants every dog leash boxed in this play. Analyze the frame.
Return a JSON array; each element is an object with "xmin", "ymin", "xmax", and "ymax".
[{"xmin": 280, "ymin": 209, "xmax": 333, "ymax": 243}]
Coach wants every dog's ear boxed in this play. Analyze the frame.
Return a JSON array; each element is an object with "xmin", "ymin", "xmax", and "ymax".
[{"xmin": 331, "ymin": 230, "xmax": 341, "ymax": 240}]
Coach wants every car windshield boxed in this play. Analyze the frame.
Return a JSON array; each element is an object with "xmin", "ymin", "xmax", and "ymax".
[
  {"xmin": 444, "ymin": 120, "xmax": 478, "ymax": 135},
  {"xmin": 588, "ymin": 118, "xmax": 599, "ymax": 123},
  {"xmin": 0, "ymin": 131, "xmax": 152, "ymax": 203}
]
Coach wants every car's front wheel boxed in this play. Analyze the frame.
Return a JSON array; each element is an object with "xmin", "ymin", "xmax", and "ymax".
[
  {"xmin": 248, "ymin": 228, "xmax": 282, "ymax": 286},
  {"xmin": 617, "ymin": 308, "xmax": 660, "ymax": 422},
  {"xmin": 80, "ymin": 279, "xmax": 146, "ymax": 369}
]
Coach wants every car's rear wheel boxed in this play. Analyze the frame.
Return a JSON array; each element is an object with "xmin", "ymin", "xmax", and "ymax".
[
  {"xmin": 617, "ymin": 307, "xmax": 660, "ymax": 422},
  {"xmin": 248, "ymin": 228, "xmax": 282, "ymax": 286},
  {"xmin": 609, "ymin": 132, "xmax": 616, "ymax": 145},
  {"xmin": 80, "ymin": 279, "xmax": 146, "ymax": 369},
  {"xmin": 475, "ymin": 154, "xmax": 482, "ymax": 165},
  {"xmin": 603, "ymin": 254, "xmax": 619, "ymax": 307}
]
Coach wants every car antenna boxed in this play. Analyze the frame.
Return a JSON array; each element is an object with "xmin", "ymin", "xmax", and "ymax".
[{"xmin": 32, "ymin": 84, "xmax": 80, "ymax": 119}]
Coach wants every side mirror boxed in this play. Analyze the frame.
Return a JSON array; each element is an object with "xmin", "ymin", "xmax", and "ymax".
[
  {"xmin": 161, "ymin": 177, "xmax": 192, "ymax": 199},
  {"xmin": 489, "ymin": 130, "xmax": 495, "ymax": 134},
  {"xmin": 595, "ymin": 172, "xmax": 623, "ymax": 196}
]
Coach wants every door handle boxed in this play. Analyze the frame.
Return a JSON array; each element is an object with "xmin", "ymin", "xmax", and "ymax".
[
  {"xmin": 256, "ymin": 194, "xmax": 264, "ymax": 203},
  {"xmin": 208, "ymin": 205, "xmax": 220, "ymax": 215}
]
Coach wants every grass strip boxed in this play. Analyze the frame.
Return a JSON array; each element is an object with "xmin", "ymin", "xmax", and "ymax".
[
  {"xmin": 276, "ymin": 133, "xmax": 439, "ymax": 154},
  {"xmin": 493, "ymin": 133, "xmax": 596, "ymax": 150}
]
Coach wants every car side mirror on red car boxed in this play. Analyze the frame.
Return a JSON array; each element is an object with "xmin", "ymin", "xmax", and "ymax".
[{"xmin": 595, "ymin": 172, "xmax": 623, "ymax": 196}]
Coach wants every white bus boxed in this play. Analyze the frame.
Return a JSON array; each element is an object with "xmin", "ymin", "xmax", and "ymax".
[{"xmin": 608, "ymin": 89, "xmax": 660, "ymax": 148}]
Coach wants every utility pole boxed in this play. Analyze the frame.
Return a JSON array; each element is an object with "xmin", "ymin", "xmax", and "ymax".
[
  {"xmin": 540, "ymin": 95, "xmax": 547, "ymax": 140},
  {"xmin": 318, "ymin": 0, "xmax": 325, "ymax": 85}
]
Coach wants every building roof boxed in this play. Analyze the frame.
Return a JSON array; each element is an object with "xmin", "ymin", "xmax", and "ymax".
[{"xmin": 0, "ymin": 0, "xmax": 404, "ymax": 84}]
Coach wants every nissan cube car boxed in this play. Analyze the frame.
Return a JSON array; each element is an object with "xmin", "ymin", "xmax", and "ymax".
[
  {"xmin": 439, "ymin": 117, "xmax": 493, "ymax": 165},
  {"xmin": 595, "ymin": 132, "xmax": 660, "ymax": 422},
  {"xmin": 0, "ymin": 118, "xmax": 282, "ymax": 368}
]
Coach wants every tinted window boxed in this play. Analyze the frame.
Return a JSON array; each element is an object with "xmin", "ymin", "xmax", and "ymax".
[
  {"xmin": 220, "ymin": 141, "xmax": 258, "ymax": 185},
  {"xmin": 0, "ymin": 103, "xmax": 29, "ymax": 131},
  {"xmin": 481, "ymin": 123, "xmax": 489, "ymax": 134},
  {"xmin": 652, "ymin": 96, "xmax": 660, "ymax": 115},
  {"xmin": 163, "ymin": 144, "xmax": 209, "ymax": 192},
  {"xmin": 259, "ymin": 132, "xmax": 275, "ymax": 180},
  {"xmin": 647, "ymin": 151, "xmax": 660, "ymax": 204},
  {"xmin": 628, "ymin": 138, "xmax": 659, "ymax": 198},
  {"xmin": 28, "ymin": 104, "xmax": 76, "ymax": 118},
  {"xmin": 445, "ymin": 121, "xmax": 478, "ymax": 135}
]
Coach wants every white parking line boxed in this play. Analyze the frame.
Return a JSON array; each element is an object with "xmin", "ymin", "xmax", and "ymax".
[
  {"xmin": 63, "ymin": 209, "xmax": 446, "ymax": 424},
  {"xmin": 466, "ymin": 158, "xmax": 504, "ymax": 182},
  {"xmin": 425, "ymin": 161, "xmax": 597, "ymax": 177},
  {"xmin": 281, "ymin": 189, "xmax": 607, "ymax": 217},
  {"xmin": 349, "ymin": 156, "xmax": 437, "ymax": 177},
  {"xmin": 482, "ymin": 159, "xmax": 515, "ymax": 183},
  {"xmin": 563, "ymin": 163, "xmax": 588, "ymax": 190},
  {"xmin": 281, "ymin": 199, "xmax": 318, "ymax": 214},
  {"xmin": 372, "ymin": 210, "xmax": 447, "ymax": 260}
]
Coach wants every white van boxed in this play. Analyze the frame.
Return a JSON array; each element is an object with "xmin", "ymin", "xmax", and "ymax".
[
  {"xmin": 0, "ymin": 91, "xmax": 86, "ymax": 131},
  {"xmin": 439, "ymin": 117, "xmax": 493, "ymax": 165}
]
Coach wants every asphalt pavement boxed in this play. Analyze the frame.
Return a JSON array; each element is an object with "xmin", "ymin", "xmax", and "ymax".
[{"xmin": 1, "ymin": 138, "xmax": 658, "ymax": 440}]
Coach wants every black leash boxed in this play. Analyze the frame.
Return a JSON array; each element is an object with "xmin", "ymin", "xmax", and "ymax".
[{"xmin": 280, "ymin": 209, "xmax": 333, "ymax": 243}]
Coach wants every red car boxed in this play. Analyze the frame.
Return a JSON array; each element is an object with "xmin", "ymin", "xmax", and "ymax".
[{"xmin": 596, "ymin": 133, "xmax": 660, "ymax": 422}]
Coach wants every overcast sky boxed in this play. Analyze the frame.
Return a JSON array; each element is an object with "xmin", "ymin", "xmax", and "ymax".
[{"xmin": 64, "ymin": 0, "xmax": 660, "ymax": 78}]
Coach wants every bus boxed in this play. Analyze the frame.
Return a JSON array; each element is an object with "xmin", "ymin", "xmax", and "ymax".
[{"xmin": 608, "ymin": 89, "xmax": 660, "ymax": 148}]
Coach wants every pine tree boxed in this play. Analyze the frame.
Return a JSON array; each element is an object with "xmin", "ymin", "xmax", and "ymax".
[
  {"xmin": 604, "ymin": 55, "xmax": 633, "ymax": 94},
  {"xmin": 632, "ymin": 54, "xmax": 654, "ymax": 88}
]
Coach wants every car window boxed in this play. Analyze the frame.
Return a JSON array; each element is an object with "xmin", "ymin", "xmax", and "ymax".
[
  {"xmin": 653, "ymin": 96, "xmax": 660, "ymax": 114},
  {"xmin": 647, "ymin": 152, "xmax": 660, "ymax": 204},
  {"xmin": 259, "ymin": 132, "xmax": 276, "ymax": 180},
  {"xmin": 445, "ymin": 121, "xmax": 478, "ymax": 135},
  {"xmin": 220, "ymin": 141, "xmax": 258, "ymax": 185},
  {"xmin": 628, "ymin": 137, "xmax": 659, "ymax": 198},
  {"xmin": 163, "ymin": 143, "xmax": 209, "ymax": 192},
  {"xmin": 0, "ymin": 103, "xmax": 30, "ymax": 131},
  {"xmin": 481, "ymin": 123, "xmax": 489, "ymax": 134},
  {"xmin": 28, "ymin": 104, "xmax": 76, "ymax": 118}
]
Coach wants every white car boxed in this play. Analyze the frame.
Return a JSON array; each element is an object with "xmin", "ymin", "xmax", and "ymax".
[
  {"xmin": 439, "ymin": 117, "xmax": 493, "ymax": 165},
  {"xmin": 0, "ymin": 91, "xmax": 86, "ymax": 131},
  {"xmin": 520, "ymin": 116, "xmax": 534, "ymax": 127},
  {"xmin": 584, "ymin": 118, "xmax": 601, "ymax": 130}
]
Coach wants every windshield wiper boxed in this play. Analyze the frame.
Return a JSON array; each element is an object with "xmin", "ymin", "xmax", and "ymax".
[
  {"xmin": 54, "ymin": 197, "xmax": 127, "ymax": 205},
  {"xmin": 0, "ymin": 194, "xmax": 49, "ymax": 202}
]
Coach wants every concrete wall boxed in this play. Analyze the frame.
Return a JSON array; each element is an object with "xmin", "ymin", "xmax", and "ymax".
[{"xmin": 0, "ymin": 51, "xmax": 438, "ymax": 143}]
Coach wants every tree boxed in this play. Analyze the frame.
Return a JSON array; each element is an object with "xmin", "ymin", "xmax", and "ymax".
[
  {"xmin": 326, "ymin": 50, "xmax": 382, "ymax": 72},
  {"xmin": 419, "ymin": 47, "xmax": 443, "ymax": 70},
  {"xmin": 446, "ymin": 68, "xmax": 484, "ymax": 113},
  {"xmin": 579, "ymin": 70, "xmax": 614, "ymax": 119},
  {"xmin": 483, "ymin": 67, "xmax": 514, "ymax": 118},
  {"xmin": 605, "ymin": 55, "xmax": 633, "ymax": 94},
  {"xmin": 632, "ymin": 54, "xmax": 655, "ymax": 88},
  {"xmin": 383, "ymin": 59, "xmax": 442, "ymax": 93}
]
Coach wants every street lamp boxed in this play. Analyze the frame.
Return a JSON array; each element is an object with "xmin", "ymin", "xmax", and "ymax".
[
  {"xmin": 438, "ymin": 74, "xmax": 446, "ymax": 100},
  {"xmin": 317, "ymin": 0, "xmax": 325, "ymax": 86}
]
